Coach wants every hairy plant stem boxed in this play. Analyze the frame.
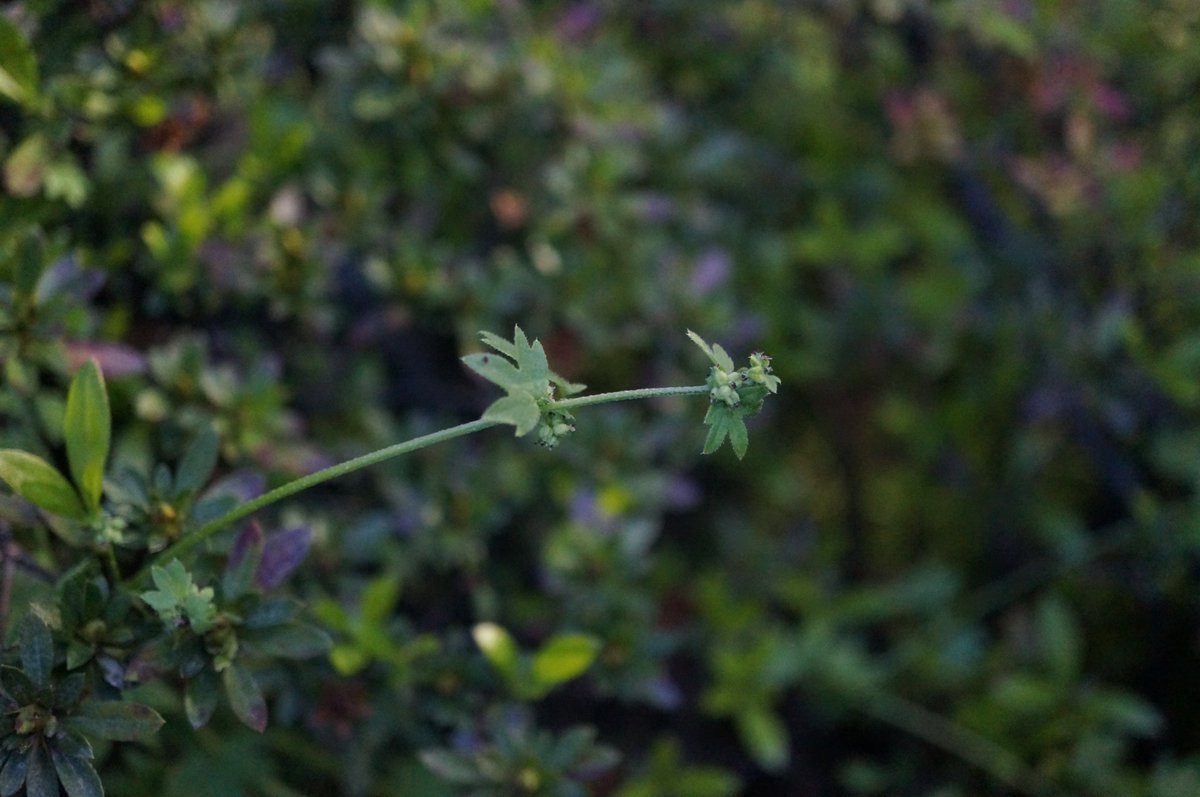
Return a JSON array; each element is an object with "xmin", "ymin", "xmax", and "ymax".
[{"xmin": 131, "ymin": 385, "xmax": 708, "ymax": 584}]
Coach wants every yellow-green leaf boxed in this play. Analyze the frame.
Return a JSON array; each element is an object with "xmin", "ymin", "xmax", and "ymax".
[
  {"xmin": 0, "ymin": 17, "xmax": 38, "ymax": 107},
  {"xmin": 532, "ymin": 633, "xmax": 600, "ymax": 687},
  {"xmin": 64, "ymin": 359, "xmax": 110, "ymax": 513},
  {"xmin": 473, "ymin": 622, "xmax": 519, "ymax": 680},
  {"xmin": 0, "ymin": 450, "xmax": 87, "ymax": 519}
]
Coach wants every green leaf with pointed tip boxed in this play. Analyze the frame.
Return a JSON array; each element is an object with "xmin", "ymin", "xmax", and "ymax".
[
  {"xmin": 0, "ymin": 18, "xmax": 38, "ymax": 107},
  {"xmin": 223, "ymin": 663, "xmax": 267, "ymax": 732},
  {"xmin": 483, "ymin": 394, "xmax": 542, "ymax": 436},
  {"xmin": 478, "ymin": 329, "xmax": 518, "ymax": 359},
  {"xmin": 700, "ymin": 403, "xmax": 751, "ymax": 460},
  {"xmin": 473, "ymin": 622, "xmax": 519, "ymax": 681},
  {"xmin": 0, "ymin": 749, "xmax": 28, "ymax": 796},
  {"xmin": 64, "ymin": 359, "xmax": 110, "ymax": 513},
  {"xmin": 461, "ymin": 352, "xmax": 523, "ymax": 392},
  {"xmin": 49, "ymin": 744, "xmax": 103, "ymax": 797},
  {"xmin": 242, "ymin": 623, "xmax": 332, "ymax": 659},
  {"xmin": 532, "ymin": 633, "xmax": 600, "ymax": 688},
  {"xmin": 67, "ymin": 700, "xmax": 165, "ymax": 741},
  {"xmin": 0, "ymin": 450, "xmax": 87, "ymax": 519},
  {"xmin": 0, "ymin": 666, "xmax": 36, "ymax": 705},
  {"xmin": 184, "ymin": 668, "xmax": 219, "ymax": 729},
  {"xmin": 23, "ymin": 743, "xmax": 54, "ymax": 797},
  {"xmin": 687, "ymin": 330, "xmax": 735, "ymax": 372},
  {"xmin": 17, "ymin": 615, "xmax": 52, "ymax": 689},
  {"xmin": 736, "ymin": 706, "xmax": 789, "ymax": 773},
  {"xmin": 175, "ymin": 426, "xmax": 219, "ymax": 494}
]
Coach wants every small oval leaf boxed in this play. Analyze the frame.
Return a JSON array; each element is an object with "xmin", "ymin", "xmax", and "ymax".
[
  {"xmin": 64, "ymin": 359, "xmax": 110, "ymax": 513},
  {"xmin": 0, "ymin": 450, "xmax": 87, "ymax": 519},
  {"xmin": 67, "ymin": 700, "xmax": 165, "ymax": 741},
  {"xmin": 223, "ymin": 663, "xmax": 267, "ymax": 733},
  {"xmin": 532, "ymin": 633, "xmax": 600, "ymax": 688}
]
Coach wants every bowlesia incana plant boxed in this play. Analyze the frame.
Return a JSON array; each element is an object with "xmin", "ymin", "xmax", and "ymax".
[{"xmin": 0, "ymin": 327, "xmax": 777, "ymax": 797}]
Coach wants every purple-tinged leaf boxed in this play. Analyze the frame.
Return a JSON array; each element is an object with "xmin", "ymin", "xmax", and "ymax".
[
  {"xmin": 68, "ymin": 700, "xmax": 164, "ymax": 742},
  {"xmin": 224, "ymin": 522, "xmax": 264, "ymax": 598},
  {"xmin": 255, "ymin": 526, "xmax": 311, "ymax": 590},
  {"xmin": 223, "ymin": 663, "xmax": 267, "ymax": 733},
  {"xmin": 184, "ymin": 669, "xmax": 219, "ymax": 729}
]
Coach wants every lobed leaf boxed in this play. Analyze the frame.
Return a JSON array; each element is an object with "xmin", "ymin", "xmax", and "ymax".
[
  {"xmin": 482, "ymin": 394, "xmax": 542, "ymax": 436},
  {"xmin": 0, "ymin": 450, "xmax": 87, "ymax": 519},
  {"xmin": 64, "ymin": 359, "xmax": 110, "ymax": 514}
]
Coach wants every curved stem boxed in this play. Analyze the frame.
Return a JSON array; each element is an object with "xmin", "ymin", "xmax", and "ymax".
[
  {"xmin": 132, "ymin": 384, "xmax": 710, "ymax": 584},
  {"xmin": 131, "ymin": 418, "xmax": 499, "ymax": 583}
]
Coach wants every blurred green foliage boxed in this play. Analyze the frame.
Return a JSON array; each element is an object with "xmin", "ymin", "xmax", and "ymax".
[{"xmin": 3, "ymin": 0, "xmax": 1200, "ymax": 795}]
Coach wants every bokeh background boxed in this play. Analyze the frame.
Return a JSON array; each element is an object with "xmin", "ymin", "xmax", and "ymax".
[{"xmin": 3, "ymin": 1, "xmax": 1200, "ymax": 795}]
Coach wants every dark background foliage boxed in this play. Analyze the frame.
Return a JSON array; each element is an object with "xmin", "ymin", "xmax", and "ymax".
[{"xmin": 3, "ymin": 1, "xmax": 1200, "ymax": 795}]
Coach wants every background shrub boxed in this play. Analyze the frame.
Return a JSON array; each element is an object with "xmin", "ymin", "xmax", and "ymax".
[{"xmin": 2, "ymin": 1, "xmax": 1200, "ymax": 795}]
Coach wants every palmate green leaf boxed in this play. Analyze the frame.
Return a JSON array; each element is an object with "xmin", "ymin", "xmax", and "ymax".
[
  {"xmin": 64, "ymin": 359, "xmax": 110, "ymax": 514},
  {"xmin": 464, "ymin": 326, "xmax": 585, "ymax": 436},
  {"xmin": 67, "ymin": 700, "xmax": 165, "ymax": 741},
  {"xmin": 701, "ymin": 405, "xmax": 750, "ymax": 460},
  {"xmin": 0, "ymin": 18, "xmax": 38, "ymax": 107},
  {"xmin": 482, "ymin": 394, "xmax": 542, "ymax": 436},
  {"xmin": 0, "ymin": 450, "xmax": 87, "ymax": 519},
  {"xmin": 49, "ymin": 744, "xmax": 103, "ymax": 797}
]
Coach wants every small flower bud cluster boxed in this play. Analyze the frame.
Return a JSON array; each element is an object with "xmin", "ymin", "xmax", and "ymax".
[
  {"xmin": 707, "ymin": 352, "xmax": 778, "ymax": 410},
  {"xmin": 536, "ymin": 409, "xmax": 576, "ymax": 449}
]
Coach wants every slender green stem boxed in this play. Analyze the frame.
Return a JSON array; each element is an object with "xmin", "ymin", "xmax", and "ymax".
[
  {"xmin": 130, "ymin": 418, "xmax": 498, "ymax": 583},
  {"xmin": 132, "ymin": 384, "xmax": 709, "ymax": 584},
  {"xmin": 551, "ymin": 384, "xmax": 708, "ymax": 410},
  {"xmin": 859, "ymin": 690, "xmax": 1052, "ymax": 796}
]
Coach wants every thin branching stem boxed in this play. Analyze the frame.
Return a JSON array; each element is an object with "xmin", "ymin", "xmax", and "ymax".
[{"xmin": 132, "ymin": 385, "xmax": 709, "ymax": 584}]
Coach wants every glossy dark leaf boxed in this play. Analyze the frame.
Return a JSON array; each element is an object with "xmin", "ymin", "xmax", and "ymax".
[
  {"xmin": 67, "ymin": 699, "xmax": 165, "ymax": 741},
  {"xmin": 0, "ymin": 666, "xmax": 37, "ymax": 705},
  {"xmin": 0, "ymin": 750, "xmax": 27, "ymax": 796},
  {"xmin": 49, "ymin": 744, "xmax": 103, "ymax": 797},
  {"xmin": 23, "ymin": 742, "xmax": 54, "ymax": 797},
  {"xmin": 17, "ymin": 615, "xmax": 53, "ymax": 689}
]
